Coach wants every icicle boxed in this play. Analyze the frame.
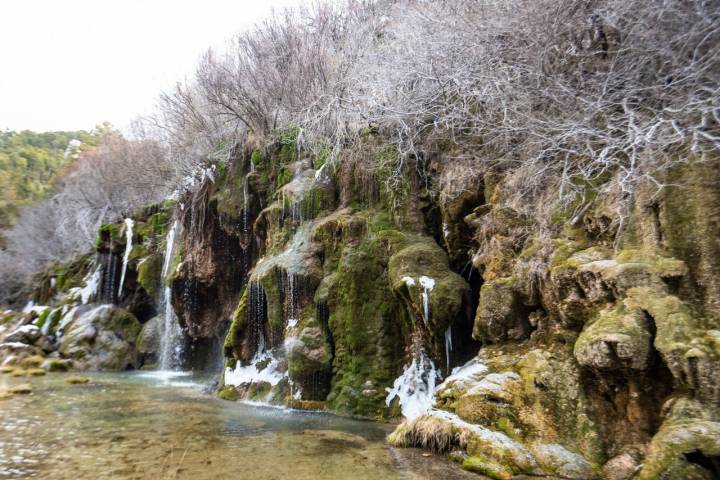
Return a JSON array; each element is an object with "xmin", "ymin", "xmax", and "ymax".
[
  {"xmin": 117, "ymin": 218, "xmax": 134, "ymax": 298},
  {"xmin": 73, "ymin": 266, "xmax": 101, "ymax": 304},
  {"xmin": 224, "ymin": 350, "xmax": 284, "ymax": 388},
  {"xmin": 419, "ymin": 276, "xmax": 435, "ymax": 325},
  {"xmin": 445, "ymin": 325, "xmax": 453, "ymax": 371},
  {"xmin": 385, "ymin": 352, "xmax": 439, "ymax": 420}
]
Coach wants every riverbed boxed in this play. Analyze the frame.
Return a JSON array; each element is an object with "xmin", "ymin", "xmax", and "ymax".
[{"xmin": 0, "ymin": 371, "xmax": 477, "ymax": 479}]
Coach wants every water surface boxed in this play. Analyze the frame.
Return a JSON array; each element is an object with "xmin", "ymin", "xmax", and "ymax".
[{"xmin": 0, "ymin": 371, "xmax": 476, "ymax": 479}]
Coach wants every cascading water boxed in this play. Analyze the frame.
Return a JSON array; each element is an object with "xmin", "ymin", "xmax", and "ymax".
[
  {"xmin": 158, "ymin": 220, "xmax": 184, "ymax": 370},
  {"xmin": 248, "ymin": 278, "xmax": 267, "ymax": 354},
  {"xmin": 444, "ymin": 325, "xmax": 452, "ymax": 371},
  {"xmin": 101, "ymin": 252, "xmax": 119, "ymax": 303},
  {"xmin": 286, "ymin": 273, "xmax": 298, "ymax": 328},
  {"xmin": 242, "ymin": 175, "xmax": 249, "ymax": 237},
  {"xmin": 117, "ymin": 218, "xmax": 134, "ymax": 298},
  {"xmin": 224, "ymin": 279, "xmax": 286, "ymax": 398}
]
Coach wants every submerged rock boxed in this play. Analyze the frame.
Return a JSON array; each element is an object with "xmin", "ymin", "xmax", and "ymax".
[
  {"xmin": 65, "ymin": 376, "xmax": 90, "ymax": 384},
  {"xmin": 40, "ymin": 358, "xmax": 72, "ymax": 372},
  {"xmin": 9, "ymin": 383, "xmax": 32, "ymax": 394}
]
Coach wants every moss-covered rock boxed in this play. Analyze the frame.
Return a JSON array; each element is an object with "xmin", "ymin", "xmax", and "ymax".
[
  {"xmin": 59, "ymin": 304, "xmax": 141, "ymax": 371},
  {"xmin": 65, "ymin": 376, "xmax": 90, "ymax": 384},
  {"xmin": 136, "ymin": 315, "xmax": 161, "ymax": 366},
  {"xmin": 136, "ymin": 254, "xmax": 162, "ymax": 296},
  {"xmin": 286, "ymin": 321, "xmax": 332, "ymax": 381},
  {"xmin": 574, "ymin": 304, "xmax": 653, "ymax": 371},
  {"xmin": 321, "ymin": 214, "xmax": 407, "ymax": 418},
  {"xmin": 223, "ymin": 287, "xmax": 248, "ymax": 359},
  {"xmin": 624, "ymin": 287, "xmax": 719, "ymax": 401},
  {"xmin": 462, "ymin": 455, "xmax": 512, "ymax": 480},
  {"xmin": 9, "ymin": 383, "xmax": 32, "ymax": 394},
  {"xmin": 388, "ymin": 238, "xmax": 470, "ymax": 337},
  {"xmin": 639, "ymin": 397, "xmax": 720, "ymax": 480},
  {"xmin": 218, "ymin": 385, "xmax": 240, "ymax": 401},
  {"xmin": 473, "ymin": 277, "xmax": 529, "ymax": 342}
]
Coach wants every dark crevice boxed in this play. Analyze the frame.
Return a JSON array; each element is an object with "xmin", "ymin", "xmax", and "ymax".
[{"xmin": 684, "ymin": 450, "xmax": 720, "ymax": 478}]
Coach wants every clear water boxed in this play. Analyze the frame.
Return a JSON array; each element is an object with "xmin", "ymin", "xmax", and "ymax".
[{"xmin": 0, "ymin": 372, "xmax": 476, "ymax": 480}]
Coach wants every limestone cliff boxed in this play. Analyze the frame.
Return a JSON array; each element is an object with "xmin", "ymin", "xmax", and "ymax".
[{"xmin": 1, "ymin": 132, "xmax": 718, "ymax": 479}]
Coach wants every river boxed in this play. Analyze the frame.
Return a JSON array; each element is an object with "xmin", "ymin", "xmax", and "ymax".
[{"xmin": 0, "ymin": 371, "xmax": 477, "ymax": 479}]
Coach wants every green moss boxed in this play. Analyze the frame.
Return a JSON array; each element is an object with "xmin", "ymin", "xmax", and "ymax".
[
  {"xmin": 107, "ymin": 308, "xmax": 142, "ymax": 341},
  {"xmin": 21, "ymin": 355, "xmax": 45, "ymax": 368},
  {"xmin": 639, "ymin": 398, "xmax": 720, "ymax": 480},
  {"xmin": 96, "ymin": 223, "xmax": 123, "ymax": 246},
  {"xmin": 462, "ymin": 456, "xmax": 512, "ymax": 480},
  {"xmin": 388, "ymin": 237, "xmax": 470, "ymax": 337},
  {"xmin": 275, "ymin": 166, "xmax": 292, "ymax": 189},
  {"xmin": 34, "ymin": 309, "xmax": 50, "ymax": 329},
  {"xmin": 223, "ymin": 287, "xmax": 248, "ymax": 356},
  {"xmin": 137, "ymin": 254, "xmax": 162, "ymax": 296},
  {"xmin": 251, "ymin": 148, "xmax": 265, "ymax": 167},
  {"xmin": 65, "ymin": 376, "xmax": 90, "ymax": 384},
  {"xmin": 574, "ymin": 304, "xmax": 652, "ymax": 370},
  {"xmin": 218, "ymin": 385, "xmax": 240, "ymax": 401},
  {"xmin": 164, "ymin": 244, "xmax": 184, "ymax": 285},
  {"xmin": 323, "ymin": 218, "xmax": 408, "ymax": 418},
  {"xmin": 45, "ymin": 358, "xmax": 70, "ymax": 372},
  {"xmin": 313, "ymin": 145, "xmax": 331, "ymax": 170},
  {"xmin": 278, "ymin": 128, "xmax": 299, "ymax": 165}
]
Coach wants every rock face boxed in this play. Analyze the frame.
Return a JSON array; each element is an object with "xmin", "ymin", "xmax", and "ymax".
[
  {"xmin": 59, "ymin": 304, "xmax": 141, "ymax": 370},
  {"xmin": 5, "ymin": 135, "xmax": 719, "ymax": 478}
]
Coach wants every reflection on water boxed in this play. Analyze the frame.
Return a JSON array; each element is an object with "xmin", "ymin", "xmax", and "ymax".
[{"xmin": 0, "ymin": 372, "xmax": 475, "ymax": 479}]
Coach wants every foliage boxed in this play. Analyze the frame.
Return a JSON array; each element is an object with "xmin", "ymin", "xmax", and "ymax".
[
  {"xmin": 0, "ymin": 129, "xmax": 95, "ymax": 235},
  {"xmin": 0, "ymin": 130, "xmax": 174, "ymax": 303}
]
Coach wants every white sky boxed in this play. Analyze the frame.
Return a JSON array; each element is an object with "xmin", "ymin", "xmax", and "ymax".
[{"xmin": 0, "ymin": 0, "xmax": 307, "ymax": 132}]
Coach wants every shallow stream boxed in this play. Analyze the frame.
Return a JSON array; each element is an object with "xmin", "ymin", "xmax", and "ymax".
[{"xmin": 0, "ymin": 371, "xmax": 476, "ymax": 479}]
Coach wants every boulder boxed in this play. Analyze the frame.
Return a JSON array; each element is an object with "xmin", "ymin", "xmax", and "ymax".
[
  {"xmin": 574, "ymin": 305, "xmax": 652, "ymax": 371},
  {"xmin": 59, "ymin": 304, "xmax": 141, "ymax": 371},
  {"xmin": 4, "ymin": 324, "xmax": 42, "ymax": 345}
]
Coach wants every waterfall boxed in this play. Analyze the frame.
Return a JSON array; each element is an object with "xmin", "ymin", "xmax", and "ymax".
[
  {"xmin": 102, "ymin": 252, "xmax": 119, "ymax": 303},
  {"xmin": 242, "ymin": 175, "xmax": 249, "ymax": 236},
  {"xmin": 444, "ymin": 325, "xmax": 452, "ymax": 371},
  {"xmin": 286, "ymin": 273, "xmax": 298, "ymax": 328},
  {"xmin": 158, "ymin": 220, "xmax": 184, "ymax": 370},
  {"xmin": 117, "ymin": 218, "xmax": 134, "ymax": 298},
  {"xmin": 385, "ymin": 352, "xmax": 439, "ymax": 420},
  {"xmin": 223, "ymin": 278, "xmax": 286, "ymax": 398}
]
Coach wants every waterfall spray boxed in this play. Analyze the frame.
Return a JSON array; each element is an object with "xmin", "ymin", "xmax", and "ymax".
[{"xmin": 117, "ymin": 218, "xmax": 134, "ymax": 298}]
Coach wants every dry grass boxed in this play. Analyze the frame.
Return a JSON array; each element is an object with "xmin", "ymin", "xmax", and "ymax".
[{"xmin": 387, "ymin": 415, "xmax": 457, "ymax": 453}]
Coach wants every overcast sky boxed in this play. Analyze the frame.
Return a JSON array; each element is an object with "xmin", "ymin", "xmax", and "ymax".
[{"xmin": 0, "ymin": 0, "xmax": 307, "ymax": 132}]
